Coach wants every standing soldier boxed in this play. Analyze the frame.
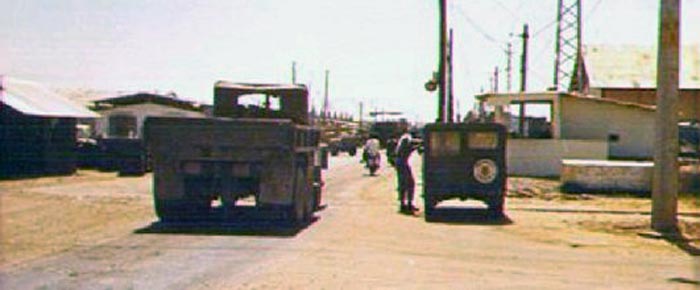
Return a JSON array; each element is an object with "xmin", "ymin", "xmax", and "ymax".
[{"xmin": 394, "ymin": 131, "xmax": 418, "ymax": 213}]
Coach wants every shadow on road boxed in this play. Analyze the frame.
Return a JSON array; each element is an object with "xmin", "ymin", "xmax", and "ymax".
[
  {"xmin": 133, "ymin": 206, "xmax": 318, "ymax": 238},
  {"xmin": 424, "ymin": 206, "xmax": 513, "ymax": 226},
  {"xmin": 639, "ymin": 230, "xmax": 700, "ymax": 256}
]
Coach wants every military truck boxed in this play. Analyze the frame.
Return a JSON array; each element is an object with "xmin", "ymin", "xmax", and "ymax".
[
  {"xmin": 422, "ymin": 123, "xmax": 507, "ymax": 219},
  {"xmin": 144, "ymin": 82, "xmax": 325, "ymax": 223},
  {"xmin": 327, "ymin": 135, "xmax": 360, "ymax": 156},
  {"xmin": 368, "ymin": 120, "xmax": 409, "ymax": 148}
]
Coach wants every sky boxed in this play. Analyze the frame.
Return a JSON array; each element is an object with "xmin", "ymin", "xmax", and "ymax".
[{"xmin": 1, "ymin": 0, "xmax": 699, "ymax": 122}]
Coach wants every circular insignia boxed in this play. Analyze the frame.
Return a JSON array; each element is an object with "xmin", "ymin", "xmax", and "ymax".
[{"xmin": 473, "ymin": 159, "xmax": 498, "ymax": 184}]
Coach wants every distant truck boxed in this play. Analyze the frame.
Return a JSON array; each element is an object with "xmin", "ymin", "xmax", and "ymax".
[
  {"xmin": 369, "ymin": 120, "xmax": 409, "ymax": 148},
  {"xmin": 327, "ymin": 135, "xmax": 360, "ymax": 156},
  {"xmin": 145, "ymin": 82, "xmax": 326, "ymax": 223}
]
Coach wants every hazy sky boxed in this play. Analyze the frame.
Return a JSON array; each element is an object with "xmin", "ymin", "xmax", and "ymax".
[{"xmin": 2, "ymin": 0, "xmax": 699, "ymax": 122}]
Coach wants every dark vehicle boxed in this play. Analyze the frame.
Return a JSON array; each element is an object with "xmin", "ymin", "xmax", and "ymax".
[
  {"xmin": 97, "ymin": 138, "xmax": 148, "ymax": 176},
  {"xmin": 369, "ymin": 120, "xmax": 409, "ymax": 148},
  {"xmin": 680, "ymin": 121, "xmax": 700, "ymax": 158},
  {"xmin": 145, "ymin": 82, "xmax": 326, "ymax": 223},
  {"xmin": 422, "ymin": 123, "xmax": 507, "ymax": 219},
  {"xmin": 328, "ymin": 135, "xmax": 359, "ymax": 156}
]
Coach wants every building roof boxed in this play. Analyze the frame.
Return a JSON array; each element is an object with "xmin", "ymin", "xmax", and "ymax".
[
  {"xmin": 478, "ymin": 91, "xmax": 655, "ymax": 112},
  {"xmin": 0, "ymin": 76, "xmax": 98, "ymax": 118},
  {"xmin": 214, "ymin": 81, "xmax": 307, "ymax": 92},
  {"xmin": 92, "ymin": 92, "xmax": 203, "ymax": 112},
  {"xmin": 54, "ymin": 87, "xmax": 121, "ymax": 107},
  {"xmin": 582, "ymin": 44, "xmax": 700, "ymax": 89}
]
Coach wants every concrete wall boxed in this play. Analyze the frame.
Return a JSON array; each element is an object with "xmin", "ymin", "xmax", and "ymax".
[
  {"xmin": 559, "ymin": 97, "xmax": 655, "ymax": 159},
  {"xmin": 561, "ymin": 160, "xmax": 653, "ymax": 193},
  {"xmin": 507, "ymin": 139, "xmax": 608, "ymax": 177},
  {"xmin": 95, "ymin": 103, "xmax": 205, "ymax": 138}
]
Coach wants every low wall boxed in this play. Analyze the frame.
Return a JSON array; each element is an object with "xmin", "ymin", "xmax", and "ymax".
[
  {"xmin": 507, "ymin": 139, "xmax": 608, "ymax": 177},
  {"xmin": 561, "ymin": 159, "xmax": 653, "ymax": 193}
]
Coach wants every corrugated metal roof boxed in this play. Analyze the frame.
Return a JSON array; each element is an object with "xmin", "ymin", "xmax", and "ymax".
[
  {"xmin": 54, "ymin": 87, "xmax": 120, "ymax": 107},
  {"xmin": 0, "ymin": 76, "xmax": 98, "ymax": 118},
  {"xmin": 583, "ymin": 44, "xmax": 700, "ymax": 89},
  {"xmin": 92, "ymin": 92, "xmax": 204, "ymax": 112}
]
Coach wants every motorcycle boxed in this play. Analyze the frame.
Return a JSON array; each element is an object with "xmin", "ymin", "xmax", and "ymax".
[{"xmin": 364, "ymin": 151, "xmax": 381, "ymax": 176}]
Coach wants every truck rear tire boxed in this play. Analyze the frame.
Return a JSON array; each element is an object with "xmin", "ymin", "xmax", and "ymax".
[
  {"xmin": 423, "ymin": 195, "xmax": 437, "ymax": 220},
  {"xmin": 487, "ymin": 194, "xmax": 505, "ymax": 217},
  {"xmin": 289, "ymin": 169, "xmax": 308, "ymax": 225}
]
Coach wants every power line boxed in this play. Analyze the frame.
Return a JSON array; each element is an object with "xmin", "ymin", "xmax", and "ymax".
[{"xmin": 451, "ymin": 4, "xmax": 502, "ymax": 45}]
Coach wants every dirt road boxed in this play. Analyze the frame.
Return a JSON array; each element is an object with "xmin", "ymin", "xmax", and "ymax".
[{"xmin": 1, "ymin": 155, "xmax": 699, "ymax": 289}]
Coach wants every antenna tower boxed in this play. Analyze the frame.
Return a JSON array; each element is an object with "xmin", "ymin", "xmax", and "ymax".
[{"xmin": 553, "ymin": 0, "xmax": 581, "ymax": 92}]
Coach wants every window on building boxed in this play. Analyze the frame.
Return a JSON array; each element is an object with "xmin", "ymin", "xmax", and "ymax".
[
  {"xmin": 507, "ymin": 102, "xmax": 553, "ymax": 139},
  {"xmin": 109, "ymin": 114, "xmax": 137, "ymax": 138}
]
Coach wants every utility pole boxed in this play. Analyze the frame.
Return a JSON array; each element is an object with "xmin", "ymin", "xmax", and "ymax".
[
  {"xmin": 323, "ymin": 70, "xmax": 330, "ymax": 121},
  {"xmin": 359, "ymin": 101, "xmax": 364, "ymax": 131},
  {"xmin": 494, "ymin": 66, "xmax": 500, "ymax": 93},
  {"xmin": 519, "ymin": 24, "xmax": 529, "ymax": 137},
  {"xmin": 456, "ymin": 98, "xmax": 461, "ymax": 122},
  {"xmin": 292, "ymin": 61, "xmax": 297, "ymax": 84},
  {"xmin": 447, "ymin": 28, "xmax": 455, "ymax": 123},
  {"xmin": 437, "ymin": 0, "xmax": 447, "ymax": 123},
  {"xmin": 652, "ymin": 0, "xmax": 680, "ymax": 233},
  {"xmin": 506, "ymin": 42, "xmax": 513, "ymax": 92}
]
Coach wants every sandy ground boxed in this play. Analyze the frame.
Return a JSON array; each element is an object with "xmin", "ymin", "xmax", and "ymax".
[
  {"xmin": 0, "ymin": 170, "xmax": 153, "ymax": 268},
  {"xmin": 1, "ymin": 155, "xmax": 699, "ymax": 289}
]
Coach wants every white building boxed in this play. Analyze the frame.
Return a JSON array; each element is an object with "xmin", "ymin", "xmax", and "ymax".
[
  {"xmin": 91, "ymin": 93, "xmax": 207, "ymax": 139},
  {"xmin": 478, "ymin": 91, "xmax": 655, "ymax": 176}
]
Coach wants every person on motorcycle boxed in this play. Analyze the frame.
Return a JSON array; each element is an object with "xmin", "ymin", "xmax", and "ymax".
[{"xmin": 362, "ymin": 134, "xmax": 381, "ymax": 175}]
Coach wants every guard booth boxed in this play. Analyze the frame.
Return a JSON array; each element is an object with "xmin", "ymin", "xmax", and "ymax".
[{"xmin": 422, "ymin": 123, "xmax": 507, "ymax": 219}]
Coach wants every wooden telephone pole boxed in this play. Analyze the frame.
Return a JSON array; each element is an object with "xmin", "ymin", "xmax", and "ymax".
[
  {"xmin": 652, "ymin": 0, "xmax": 680, "ymax": 232},
  {"xmin": 437, "ymin": 0, "xmax": 447, "ymax": 123},
  {"xmin": 518, "ymin": 24, "xmax": 529, "ymax": 137}
]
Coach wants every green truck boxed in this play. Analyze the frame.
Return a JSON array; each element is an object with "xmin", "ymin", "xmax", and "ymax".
[{"xmin": 145, "ymin": 82, "xmax": 326, "ymax": 223}]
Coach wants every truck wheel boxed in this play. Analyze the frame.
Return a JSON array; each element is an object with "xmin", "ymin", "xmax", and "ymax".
[
  {"xmin": 289, "ymin": 170, "xmax": 307, "ymax": 225},
  {"xmin": 348, "ymin": 148, "xmax": 357, "ymax": 156},
  {"xmin": 487, "ymin": 194, "xmax": 505, "ymax": 217},
  {"xmin": 155, "ymin": 199, "xmax": 194, "ymax": 222},
  {"xmin": 330, "ymin": 149, "xmax": 338, "ymax": 156},
  {"xmin": 424, "ymin": 195, "xmax": 437, "ymax": 220},
  {"xmin": 312, "ymin": 167, "xmax": 323, "ymax": 210},
  {"xmin": 154, "ymin": 198, "xmax": 180, "ymax": 222}
]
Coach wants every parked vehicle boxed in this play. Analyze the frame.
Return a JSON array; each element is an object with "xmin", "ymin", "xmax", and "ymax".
[
  {"xmin": 328, "ymin": 135, "xmax": 359, "ymax": 156},
  {"xmin": 97, "ymin": 138, "xmax": 148, "ymax": 176},
  {"xmin": 369, "ymin": 120, "xmax": 408, "ymax": 148},
  {"xmin": 145, "ymin": 82, "xmax": 326, "ymax": 223},
  {"xmin": 422, "ymin": 123, "xmax": 507, "ymax": 219}
]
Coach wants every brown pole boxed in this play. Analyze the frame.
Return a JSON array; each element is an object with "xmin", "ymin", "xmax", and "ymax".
[
  {"xmin": 652, "ymin": 0, "xmax": 680, "ymax": 232},
  {"xmin": 437, "ymin": 0, "xmax": 447, "ymax": 123},
  {"xmin": 447, "ymin": 28, "xmax": 454, "ymax": 123},
  {"xmin": 519, "ymin": 24, "xmax": 529, "ymax": 137}
]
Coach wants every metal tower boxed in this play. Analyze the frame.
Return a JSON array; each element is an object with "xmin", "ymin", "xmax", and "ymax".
[{"xmin": 553, "ymin": 0, "xmax": 581, "ymax": 92}]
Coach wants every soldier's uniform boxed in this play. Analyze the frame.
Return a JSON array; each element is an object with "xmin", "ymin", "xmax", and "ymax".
[{"xmin": 394, "ymin": 133, "xmax": 416, "ymax": 212}]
